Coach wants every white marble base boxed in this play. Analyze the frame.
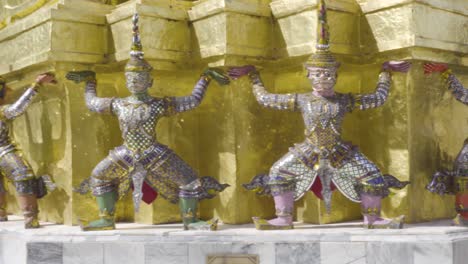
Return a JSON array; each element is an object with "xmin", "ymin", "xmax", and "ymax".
[{"xmin": 1, "ymin": 216, "xmax": 467, "ymax": 264}]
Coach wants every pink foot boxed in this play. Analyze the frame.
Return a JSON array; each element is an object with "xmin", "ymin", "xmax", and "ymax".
[
  {"xmin": 364, "ymin": 215, "xmax": 405, "ymax": 229},
  {"xmin": 364, "ymin": 217, "xmax": 391, "ymax": 226},
  {"xmin": 267, "ymin": 216, "xmax": 292, "ymax": 226}
]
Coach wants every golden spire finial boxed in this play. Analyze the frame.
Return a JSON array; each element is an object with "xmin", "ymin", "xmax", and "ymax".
[
  {"xmin": 316, "ymin": 0, "xmax": 330, "ymax": 50},
  {"xmin": 130, "ymin": 13, "xmax": 143, "ymax": 56},
  {"xmin": 125, "ymin": 13, "xmax": 153, "ymax": 72},
  {"xmin": 305, "ymin": 0, "xmax": 339, "ymax": 69}
]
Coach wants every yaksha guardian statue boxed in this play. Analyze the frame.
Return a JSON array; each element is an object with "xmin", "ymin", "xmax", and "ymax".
[
  {"xmin": 69, "ymin": 14, "xmax": 229, "ymax": 231},
  {"xmin": 232, "ymin": 0, "xmax": 410, "ymax": 230},
  {"xmin": 0, "ymin": 73, "xmax": 56, "ymax": 228},
  {"xmin": 425, "ymin": 62, "xmax": 468, "ymax": 226}
]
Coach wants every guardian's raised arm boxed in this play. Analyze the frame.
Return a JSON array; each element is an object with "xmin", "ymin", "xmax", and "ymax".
[
  {"xmin": 424, "ymin": 62, "xmax": 468, "ymax": 105},
  {"xmin": 1, "ymin": 73, "xmax": 56, "ymax": 120},
  {"xmin": 354, "ymin": 61, "xmax": 411, "ymax": 110},
  {"xmin": 167, "ymin": 68, "xmax": 229, "ymax": 113},
  {"xmin": 66, "ymin": 71, "xmax": 115, "ymax": 115},
  {"xmin": 229, "ymin": 65, "xmax": 298, "ymax": 111}
]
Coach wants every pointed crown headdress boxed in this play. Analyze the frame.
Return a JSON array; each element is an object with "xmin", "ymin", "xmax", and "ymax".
[
  {"xmin": 305, "ymin": 0, "xmax": 340, "ymax": 69},
  {"xmin": 125, "ymin": 13, "xmax": 153, "ymax": 72}
]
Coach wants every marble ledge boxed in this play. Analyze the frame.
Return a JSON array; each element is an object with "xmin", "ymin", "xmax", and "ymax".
[
  {"xmin": 1, "ymin": 216, "xmax": 468, "ymax": 264},
  {"xmin": 1, "ymin": 215, "xmax": 468, "ymax": 243}
]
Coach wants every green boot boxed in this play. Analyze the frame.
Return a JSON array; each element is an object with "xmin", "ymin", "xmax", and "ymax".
[
  {"xmin": 0, "ymin": 192, "xmax": 7, "ymax": 222},
  {"xmin": 179, "ymin": 197, "xmax": 218, "ymax": 231},
  {"xmin": 80, "ymin": 191, "xmax": 117, "ymax": 231}
]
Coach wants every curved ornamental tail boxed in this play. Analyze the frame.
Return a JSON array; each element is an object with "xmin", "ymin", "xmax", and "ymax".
[
  {"xmin": 242, "ymin": 174, "xmax": 272, "ymax": 196},
  {"xmin": 198, "ymin": 176, "xmax": 230, "ymax": 200}
]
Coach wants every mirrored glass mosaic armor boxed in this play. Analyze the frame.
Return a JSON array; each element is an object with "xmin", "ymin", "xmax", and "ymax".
[
  {"xmin": 69, "ymin": 14, "xmax": 229, "ymax": 231},
  {"xmin": 0, "ymin": 73, "xmax": 56, "ymax": 228},
  {"xmin": 424, "ymin": 63, "xmax": 468, "ymax": 226},
  {"xmin": 232, "ymin": 0, "xmax": 410, "ymax": 230}
]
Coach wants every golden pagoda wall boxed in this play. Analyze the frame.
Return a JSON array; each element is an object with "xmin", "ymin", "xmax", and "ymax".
[{"xmin": 0, "ymin": 0, "xmax": 466, "ymax": 225}]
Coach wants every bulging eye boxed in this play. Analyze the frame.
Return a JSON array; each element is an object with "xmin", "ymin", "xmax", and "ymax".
[{"xmin": 316, "ymin": 73, "xmax": 320, "ymax": 77}]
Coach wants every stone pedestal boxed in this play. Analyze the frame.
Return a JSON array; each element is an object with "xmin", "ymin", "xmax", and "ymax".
[{"xmin": 1, "ymin": 215, "xmax": 468, "ymax": 264}]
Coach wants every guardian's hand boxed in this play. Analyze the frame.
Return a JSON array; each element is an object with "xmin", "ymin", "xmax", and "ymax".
[
  {"xmin": 66, "ymin": 71, "xmax": 96, "ymax": 84},
  {"xmin": 228, "ymin": 65, "xmax": 256, "ymax": 80},
  {"xmin": 423, "ymin": 62, "xmax": 449, "ymax": 75},
  {"xmin": 382, "ymin": 61, "xmax": 411, "ymax": 73},
  {"xmin": 35, "ymin": 72, "xmax": 57, "ymax": 88},
  {"xmin": 203, "ymin": 68, "xmax": 230, "ymax": 86}
]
